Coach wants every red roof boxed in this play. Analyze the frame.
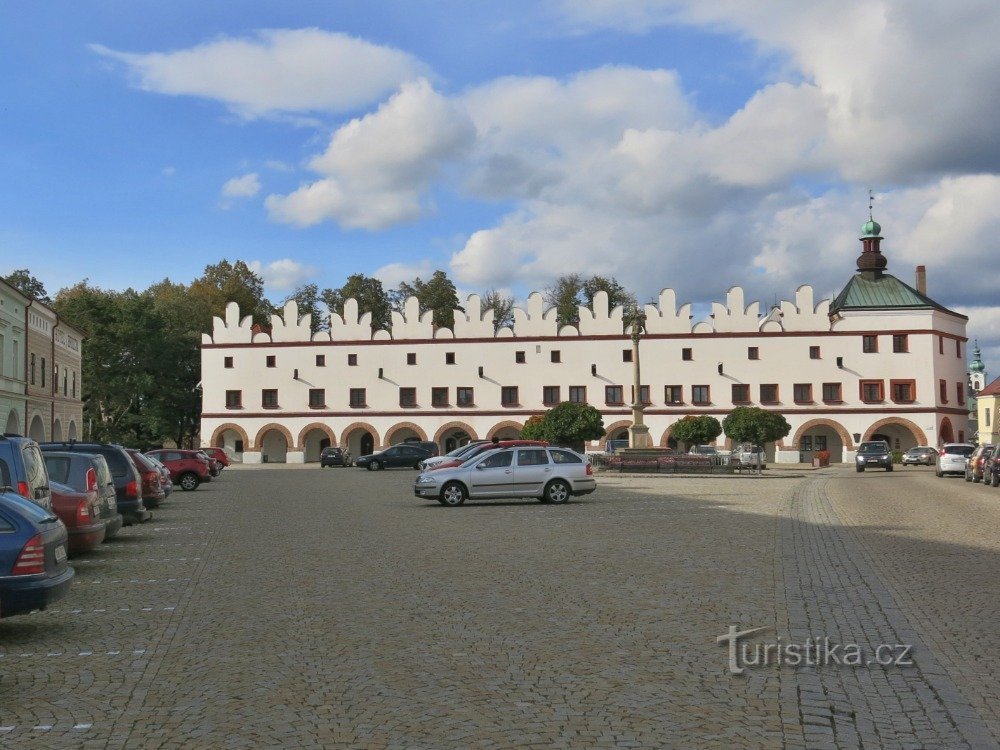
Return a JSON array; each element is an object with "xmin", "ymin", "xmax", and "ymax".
[{"xmin": 979, "ymin": 376, "xmax": 1000, "ymax": 397}]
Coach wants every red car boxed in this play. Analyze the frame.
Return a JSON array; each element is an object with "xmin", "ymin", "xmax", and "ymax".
[
  {"xmin": 145, "ymin": 449, "xmax": 212, "ymax": 491},
  {"xmin": 49, "ymin": 480, "xmax": 106, "ymax": 556},
  {"xmin": 426, "ymin": 440, "xmax": 550, "ymax": 471},
  {"xmin": 126, "ymin": 450, "xmax": 167, "ymax": 508},
  {"xmin": 201, "ymin": 447, "xmax": 230, "ymax": 469}
]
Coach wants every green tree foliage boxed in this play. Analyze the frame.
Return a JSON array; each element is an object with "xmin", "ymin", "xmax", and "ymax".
[
  {"xmin": 3, "ymin": 268, "xmax": 50, "ymax": 302},
  {"xmin": 722, "ymin": 407, "xmax": 792, "ymax": 446},
  {"xmin": 581, "ymin": 275, "xmax": 636, "ymax": 312},
  {"xmin": 520, "ymin": 414, "xmax": 547, "ymax": 440},
  {"xmin": 544, "ymin": 273, "xmax": 583, "ymax": 326},
  {"xmin": 322, "ymin": 274, "xmax": 392, "ymax": 332},
  {"xmin": 391, "ymin": 270, "xmax": 462, "ymax": 330},
  {"xmin": 188, "ymin": 260, "xmax": 272, "ymax": 327},
  {"xmin": 286, "ymin": 283, "xmax": 324, "ymax": 334},
  {"xmin": 670, "ymin": 415, "xmax": 723, "ymax": 448},
  {"xmin": 481, "ymin": 289, "xmax": 515, "ymax": 332},
  {"xmin": 524, "ymin": 402, "xmax": 605, "ymax": 450}
]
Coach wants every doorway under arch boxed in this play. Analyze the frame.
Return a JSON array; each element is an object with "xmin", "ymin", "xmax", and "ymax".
[
  {"xmin": 259, "ymin": 429, "xmax": 289, "ymax": 463},
  {"xmin": 4, "ymin": 410, "xmax": 19, "ymax": 435},
  {"xmin": 52, "ymin": 419, "xmax": 63, "ymax": 443},
  {"xmin": 342, "ymin": 424, "xmax": 379, "ymax": 457},
  {"xmin": 28, "ymin": 414, "xmax": 45, "ymax": 442}
]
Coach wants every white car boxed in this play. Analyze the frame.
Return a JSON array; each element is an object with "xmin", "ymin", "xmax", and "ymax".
[
  {"xmin": 414, "ymin": 446, "xmax": 597, "ymax": 506},
  {"xmin": 935, "ymin": 443, "xmax": 975, "ymax": 477},
  {"xmin": 418, "ymin": 441, "xmax": 489, "ymax": 471}
]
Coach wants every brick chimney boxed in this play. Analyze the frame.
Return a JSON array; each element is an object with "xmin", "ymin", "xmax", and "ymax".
[{"xmin": 915, "ymin": 265, "xmax": 927, "ymax": 295}]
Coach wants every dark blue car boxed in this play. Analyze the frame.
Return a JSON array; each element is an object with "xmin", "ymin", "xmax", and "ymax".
[{"xmin": 0, "ymin": 491, "xmax": 74, "ymax": 618}]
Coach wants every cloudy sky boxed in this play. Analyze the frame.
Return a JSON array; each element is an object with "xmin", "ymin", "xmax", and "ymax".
[{"xmin": 2, "ymin": 1, "xmax": 998, "ymax": 368}]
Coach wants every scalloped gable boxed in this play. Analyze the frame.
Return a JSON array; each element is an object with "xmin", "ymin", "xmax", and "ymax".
[
  {"xmin": 711, "ymin": 287, "xmax": 761, "ymax": 333},
  {"xmin": 643, "ymin": 289, "xmax": 692, "ymax": 334}
]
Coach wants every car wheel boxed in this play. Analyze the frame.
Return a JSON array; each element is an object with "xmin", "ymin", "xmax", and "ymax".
[
  {"xmin": 856, "ymin": 466, "xmax": 864, "ymax": 472},
  {"xmin": 371, "ymin": 460, "xmax": 382, "ymax": 471},
  {"xmin": 935, "ymin": 468, "xmax": 942, "ymax": 477},
  {"xmin": 544, "ymin": 479, "xmax": 571, "ymax": 504},
  {"xmin": 365, "ymin": 463, "xmax": 373, "ymax": 471},
  {"xmin": 993, "ymin": 473, "xmax": 999, "ymax": 488},
  {"xmin": 440, "ymin": 482, "xmax": 466, "ymax": 506},
  {"xmin": 413, "ymin": 462, "xmax": 422, "ymax": 470},
  {"xmin": 179, "ymin": 472, "xmax": 200, "ymax": 491},
  {"xmin": 966, "ymin": 471, "xmax": 973, "ymax": 482},
  {"xmin": 887, "ymin": 465, "xmax": 893, "ymax": 472}
]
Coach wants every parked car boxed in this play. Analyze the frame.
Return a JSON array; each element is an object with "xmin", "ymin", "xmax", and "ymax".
[
  {"xmin": 414, "ymin": 446, "xmax": 597, "ymax": 506},
  {"xmin": 964, "ymin": 444, "xmax": 994, "ymax": 483},
  {"xmin": 40, "ymin": 442, "xmax": 151, "ymax": 525},
  {"xmin": 142, "ymin": 453, "xmax": 174, "ymax": 499},
  {"xmin": 192, "ymin": 450, "xmax": 221, "ymax": 478},
  {"xmin": 688, "ymin": 445, "xmax": 719, "ymax": 456},
  {"xmin": 0, "ymin": 434, "xmax": 52, "ymax": 509},
  {"xmin": 986, "ymin": 449, "xmax": 1000, "ymax": 488},
  {"xmin": 145, "ymin": 449, "xmax": 212, "ymax": 491},
  {"xmin": 605, "ymin": 439, "xmax": 630, "ymax": 454},
  {"xmin": 402, "ymin": 439, "xmax": 440, "ymax": 457},
  {"xmin": 49, "ymin": 480, "xmax": 106, "ymax": 555},
  {"xmin": 0, "ymin": 490, "xmax": 74, "ymax": 617},
  {"xmin": 901, "ymin": 446, "xmax": 937, "ymax": 466},
  {"xmin": 355, "ymin": 444, "xmax": 434, "ymax": 471},
  {"xmin": 936, "ymin": 443, "xmax": 976, "ymax": 477},
  {"xmin": 855, "ymin": 440, "xmax": 893, "ymax": 472},
  {"xmin": 200, "ymin": 446, "xmax": 231, "ymax": 469},
  {"xmin": 126, "ymin": 449, "xmax": 168, "ymax": 508},
  {"xmin": 425, "ymin": 440, "xmax": 550, "ymax": 472},
  {"xmin": 419, "ymin": 441, "xmax": 490, "ymax": 471},
  {"xmin": 320, "ymin": 446, "xmax": 352, "ymax": 468},
  {"xmin": 42, "ymin": 451, "xmax": 123, "ymax": 540}
]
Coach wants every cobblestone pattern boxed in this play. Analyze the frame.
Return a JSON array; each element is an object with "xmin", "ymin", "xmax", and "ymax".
[{"xmin": 778, "ymin": 475, "xmax": 996, "ymax": 749}]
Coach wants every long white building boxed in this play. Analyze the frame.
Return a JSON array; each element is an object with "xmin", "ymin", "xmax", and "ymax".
[{"xmin": 200, "ymin": 219, "xmax": 970, "ymax": 464}]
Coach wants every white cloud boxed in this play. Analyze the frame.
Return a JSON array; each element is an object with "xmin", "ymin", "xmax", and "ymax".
[
  {"xmin": 248, "ymin": 258, "xmax": 315, "ymax": 294},
  {"xmin": 221, "ymin": 172, "xmax": 261, "ymax": 199},
  {"xmin": 374, "ymin": 259, "xmax": 437, "ymax": 290},
  {"xmin": 162, "ymin": 166, "xmax": 176, "ymax": 177},
  {"xmin": 90, "ymin": 28, "xmax": 427, "ymax": 118},
  {"xmin": 266, "ymin": 79, "xmax": 476, "ymax": 229}
]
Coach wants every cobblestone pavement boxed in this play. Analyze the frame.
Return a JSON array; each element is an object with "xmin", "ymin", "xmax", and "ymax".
[{"xmin": 1, "ymin": 465, "xmax": 998, "ymax": 748}]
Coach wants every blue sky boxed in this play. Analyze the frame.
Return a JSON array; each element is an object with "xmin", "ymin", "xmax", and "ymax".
[{"xmin": 2, "ymin": 1, "xmax": 999, "ymax": 367}]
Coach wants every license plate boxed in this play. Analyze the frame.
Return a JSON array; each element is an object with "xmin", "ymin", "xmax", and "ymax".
[
  {"xmin": 867, "ymin": 459, "xmax": 878, "ymax": 463},
  {"xmin": 54, "ymin": 545, "xmax": 67, "ymax": 564}
]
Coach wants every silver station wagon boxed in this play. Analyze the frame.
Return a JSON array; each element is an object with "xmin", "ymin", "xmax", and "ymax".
[{"xmin": 414, "ymin": 446, "xmax": 597, "ymax": 506}]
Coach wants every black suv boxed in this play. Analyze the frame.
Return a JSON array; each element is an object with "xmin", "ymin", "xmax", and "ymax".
[
  {"xmin": 0, "ymin": 434, "xmax": 52, "ymax": 509},
  {"xmin": 855, "ymin": 440, "xmax": 893, "ymax": 472},
  {"xmin": 40, "ymin": 442, "xmax": 151, "ymax": 525},
  {"xmin": 320, "ymin": 446, "xmax": 352, "ymax": 468}
]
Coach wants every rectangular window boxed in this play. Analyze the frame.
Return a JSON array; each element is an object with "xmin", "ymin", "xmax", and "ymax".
[
  {"xmin": 261, "ymin": 389, "xmax": 279, "ymax": 408},
  {"xmin": 760, "ymin": 384, "xmax": 779, "ymax": 404},
  {"xmin": 862, "ymin": 335, "xmax": 878, "ymax": 353},
  {"xmin": 315, "ymin": 354, "xmax": 325, "ymax": 367},
  {"xmin": 956, "ymin": 339, "xmax": 962, "ymax": 358},
  {"xmin": 225, "ymin": 390, "xmax": 242, "ymax": 409},
  {"xmin": 515, "ymin": 351, "xmax": 526, "ymax": 364},
  {"xmin": 501, "ymin": 386, "xmax": 519, "ymax": 406},
  {"xmin": 266, "ymin": 355, "xmax": 276, "ymax": 367},
  {"xmin": 445, "ymin": 352, "xmax": 455, "ymax": 365},
  {"xmin": 407, "ymin": 352, "xmax": 416, "ymax": 365},
  {"xmin": 623, "ymin": 349, "xmax": 633, "ymax": 362},
  {"xmin": 665, "ymin": 385, "xmax": 683, "ymax": 404},
  {"xmin": 939, "ymin": 336, "xmax": 944, "ymax": 354},
  {"xmin": 349, "ymin": 388, "xmax": 367, "ymax": 408},
  {"xmin": 348, "ymin": 353, "xmax": 358, "ymax": 366},
  {"xmin": 731, "ymin": 384, "xmax": 750, "ymax": 403},
  {"xmin": 543, "ymin": 386, "xmax": 560, "ymax": 405},
  {"xmin": 399, "ymin": 387, "xmax": 417, "ymax": 408},
  {"xmin": 682, "ymin": 348, "xmax": 693, "ymax": 361},
  {"xmin": 309, "ymin": 388, "xmax": 326, "ymax": 408},
  {"xmin": 987, "ymin": 408, "xmax": 992, "ymax": 427},
  {"xmin": 431, "ymin": 387, "xmax": 449, "ymax": 407},
  {"xmin": 793, "ymin": 383, "xmax": 813, "ymax": 403},
  {"xmin": 939, "ymin": 379, "xmax": 948, "ymax": 403},
  {"xmin": 568, "ymin": 386, "xmax": 586, "ymax": 403},
  {"xmin": 822, "ymin": 382, "xmax": 842, "ymax": 402},
  {"xmin": 890, "ymin": 380, "xmax": 915, "ymax": 403},
  {"xmin": 892, "ymin": 334, "xmax": 908, "ymax": 353},
  {"xmin": 809, "ymin": 346, "xmax": 820, "ymax": 360},
  {"xmin": 860, "ymin": 380, "xmax": 884, "ymax": 403},
  {"xmin": 41, "ymin": 357, "xmax": 46, "ymax": 387},
  {"xmin": 632, "ymin": 385, "xmax": 651, "ymax": 405},
  {"xmin": 692, "ymin": 385, "xmax": 710, "ymax": 405},
  {"xmin": 605, "ymin": 385, "xmax": 624, "ymax": 405},
  {"xmin": 72, "ymin": 371, "xmax": 76, "ymax": 398},
  {"xmin": 814, "ymin": 435, "xmax": 827, "ymax": 451},
  {"xmin": 747, "ymin": 346, "xmax": 759, "ymax": 360},
  {"xmin": 957, "ymin": 382, "xmax": 965, "ymax": 404},
  {"xmin": 224, "ymin": 356, "xmax": 234, "ymax": 368},
  {"xmin": 63, "ymin": 370, "xmax": 67, "ymax": 396},
  {"xmin": 550, "ymin": 350, "xmax": 561, "ymax": 363},
  {"xmin": 800, "ymin": 436, "xmax": 813, "ymax": 451},
  {"xmin": 53, "ymin": 364, "xmax": 58, "ymax": 394},
  {"xmin": 30, "ymin": 353, "xmax": 35, "ymax": 385},
  {"xmin": 457, "ymin": 387, "xmax": 474, "ymax": 406}
]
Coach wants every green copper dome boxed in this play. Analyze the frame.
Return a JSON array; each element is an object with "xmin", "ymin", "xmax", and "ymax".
[
  {"xmin": 971, "ymin": 341, "xmax": 985, "ymax": 373},
  {"xmin": 860, "ymin": 218, "xmax": 882, "ymax": 237}
]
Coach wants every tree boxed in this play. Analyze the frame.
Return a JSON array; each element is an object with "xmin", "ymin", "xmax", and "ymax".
[
  {"xmin": 322, "ymin": 274, "xmax": 392, "ymax": 332},
  {"xmin": 391, "ymin": 270, "xmax": 462, "ymax": 330},
  {"xmin": 525, "ymin": 402, "xmax": 605, "ymax": 451},
  {"xmin": 286, "ymin": 283, "xmax": 324, "ymax": 334},
  {"xmin": 670, "ymin": 415, "xmax": 723, "ymax": 449},
  {"xmin": 520, "ymin": 414, "xmax": 547, "ymax": 440},
  {"xmin": 544, "ymin": 274, "xmax": 583, "ymax": 327},
  {"xmin": 481, "ymin": 289, "xmax": 515, "ymax": 333},
  {"xmin": 581, "ymin": 275, "xmax": 635, "ymax": 312},
  {"xmin": 188, "ymin": 260, "xmax": 272, "ymax": 327},
  {"xmin": 722, "ymin": 407, "xmax": 791, "ymax": 447},
  {"xmin": 3, "ymin": 268, "xmax": 50, "ymax": 302}
]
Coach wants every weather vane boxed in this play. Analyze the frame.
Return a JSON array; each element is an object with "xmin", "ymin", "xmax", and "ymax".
[{"xmin": 868, "ymin": 188, "xmax": 874, "ymax": 219}]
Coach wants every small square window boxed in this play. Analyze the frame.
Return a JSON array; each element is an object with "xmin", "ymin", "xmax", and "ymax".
[
  {"xmin": 861, "ymin": 380, "xmax": 884, "ymax": 403},
  {"xmin": 632, "ymin": 385, "xmax": 651, "ymax": 405},
  {"xmin": 457, "ymin": 387, "xmax": 474, "ymax": 406},
  {"xmin": 822, "ymin": 383, "xmax": 842, "ymax": 402},
  {"xmin": 399, "ymin": 387, "xmax": 417, "ymax": 408},
  {"xmin": 809, "ymin": 346, "xmax": 820, "ymax": 360},
  {"xmin": 692, "ymin": 385, "xmax": 710, "ymax": 405},
  {"xmin": 445, "ymin": 352, "xmax": 456, "ymax": 365},
  {"xmin": 605, "ymin": 385, "xmax": 624, "ymax": 405},
  {"xmin": 682, "ymin": 348, "xmax": 693, "ymax": 361},
  {"xmin": 501, "ymin": 386, "xmax": 519, "ymax": 406},
  {"xmin": 623, "ymin": 349, "xmax": 633, "ymax": 363},
  {"xmin": 731, "ymin": 384, "xmax": 750, "ymax": 403},
  {"xmin": 308, "ymin": 388, "xmax": 326, "ymax": 408},
  {"xmin": 266, "ymin": 355, "xmax": 276, "ymax": 367},
  {"xmin": 316, "ymin": 354, "xmax": 326, "ymax": 367},
  {"xmin": 515, "ymin": 351, "xmax": 526, "ymax": 364},
  {"xmin": 225, "ymin": 390, "xmax": 242, "ymax": 409},
  {"xmin": 407, "ymin": 352, "xmax": 417, "ymax": 365},
  {"xmin": 760, "ymin": 384, "xmax": 779, "ymax": 404},
  {"xmin": 348, "ymin": 353, "xmax": 358, "ymax": 366},
  {"xmin": 431, "ymin": 387, "xmax": 449, "ymax": 407},
  {"xmin": 747, "ymin": 347, "xmax": 759, "ymax": 360},
  {"xmin": 892, "ymin": 335, "xmax": 908, "ymax": 353},
  {"xmin": 664, "ymin": 385, "xmax": 683, "ymax": 404},
  {"xmin": 261, "ymin": 389, "xmax": 278, "ymax": 408},
  {"xmin": 862, "ymin": 335, "xmax": 878, "ymax": 353},
  {"xmin": 568, "ymin": 386, "xmax": 586, "ymax": 403},
  {"xmin": 543, "ymin": 386, "xmax": 560, "ymax": 405},
  {"xmin": 890, "ymin": 380, "xmax": 914, "ymax": 403},
  {"xmin": 551, "ymin": 350, "xmax": 561, "ymax": 363},
  {"xmin": 349, "ymin": 388, "xmax": 367, "ymax": 408},
  {"xmin": 793, "ymin": 383, "xmax": 812, "ymax": 403},
  {"xmin": 224, "ymin": 356, "xmax": 234, "ymax": 368}
]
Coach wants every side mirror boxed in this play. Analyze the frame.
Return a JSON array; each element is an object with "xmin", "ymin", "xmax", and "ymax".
[{"xmin": 475, "ymin": 464, "xmax": 486, "ymax": 470}]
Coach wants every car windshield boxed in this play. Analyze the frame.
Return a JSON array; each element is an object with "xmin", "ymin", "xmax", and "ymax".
[
  {"xmin": 859, "ymin": 443, "xmax": 889, "ymax": 452},
  {"xmin": 944, "ymin": 445, "xmax": 975, "ymax": 457}
]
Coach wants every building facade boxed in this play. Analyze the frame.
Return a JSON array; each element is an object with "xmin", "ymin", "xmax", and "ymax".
[
  {"xmin": 0, "ymin": 280, "xmax": 29, "ymax": 434},
  {"xmin": 200, "ymin": 220, "xmax": 970, "ymax": 463}
]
